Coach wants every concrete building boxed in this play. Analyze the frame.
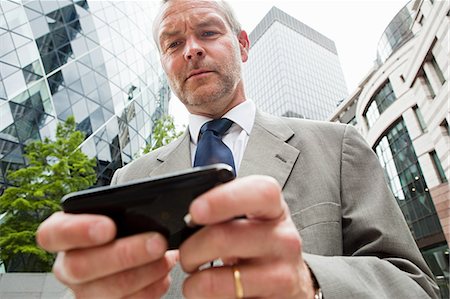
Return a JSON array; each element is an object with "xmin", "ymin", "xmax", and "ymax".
[
  {"xmin": 243, "ymin": 6, "xmax": 348, "ymax": 120},
  {"xmin": 329, "ymin": 1, "xmax": 449, "ymax": 297},
  {"xmin": 0, "ymin": 0, "xmax": 170, "ymax": 191}
]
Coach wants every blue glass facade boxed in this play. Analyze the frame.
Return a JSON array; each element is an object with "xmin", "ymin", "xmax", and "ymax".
[{"xmin": 0, "ymin": 0, "xmax": 170, "ymax": 189}]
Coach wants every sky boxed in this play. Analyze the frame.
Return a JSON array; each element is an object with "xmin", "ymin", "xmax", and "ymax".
[{"xmin": 168, "ymin": 0, "xmax": 410, "ymax": 127}]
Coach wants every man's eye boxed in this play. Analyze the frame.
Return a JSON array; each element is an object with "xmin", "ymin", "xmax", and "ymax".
[
  {"xmin": 168, "ymin": 41, "xmax": 181, "ymax": 49},
  {"xmin": 202, "ymin": 31, "xmax": 216, "ymax": 37}
]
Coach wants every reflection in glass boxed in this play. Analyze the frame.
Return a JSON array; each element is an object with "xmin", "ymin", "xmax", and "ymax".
[
  {"xmin": 364, "ymin": 81, "xmax": 397, "ymax": 128},
  {"xmin": 374, "ymin": 119, "xmax": 444, "ymax": 241},
  {"xmin": 376, "ymin": 2, "xmax": 414, "ymax": 64},
  {"xmin": 1, "ymin": 0, "xmax": 169, "ymax": 189},
  {"xmin": 0, "ymin": 103, "xmax": 14, "ymax": 132}
]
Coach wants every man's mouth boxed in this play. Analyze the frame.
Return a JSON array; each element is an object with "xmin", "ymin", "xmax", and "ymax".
[{"xmin": 186, "ymin": 69, "xmax": 214, "ymax": 81}]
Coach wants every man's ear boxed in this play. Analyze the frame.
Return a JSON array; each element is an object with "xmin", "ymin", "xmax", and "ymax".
[{"xmin": 237, "ymin": 30, "xmax": 250, "ymax": 63}]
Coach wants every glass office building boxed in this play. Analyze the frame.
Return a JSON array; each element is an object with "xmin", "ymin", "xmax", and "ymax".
[
  {"xmin": 243, "ymin": 6, "xmax": 348, "ymax": 120},
  {"xmin": 0, "ymin": 0, "xmax": 170, "ymax": 189}
]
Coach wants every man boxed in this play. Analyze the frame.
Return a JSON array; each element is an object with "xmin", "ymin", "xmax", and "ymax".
[{"xmin": 37, "ymin": 0, "xmax": 440, "ymax": 298}]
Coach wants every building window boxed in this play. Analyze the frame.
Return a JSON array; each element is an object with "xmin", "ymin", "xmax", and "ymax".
[
  {"xmin": 420, "ymin": 68, "xmax": 436, "ymax": 98},
  {"xmin": 418, "ymin": 14, "xmax": 425, "ymax": 26},
  {"xmin": 374, "ymin": 119, "xmax": 443, "ymax": 242},
  {"xmin": 364, "ymin": 80, "xmax": 397, "ymax": 128},
  {"xmin": 431, "ymin": 56, "xmax": 446, "ymax": 85},
  {"xmin": 430, "ymin": 150, "xmax": 448, "ymax": 183},
  {"xmin": 413, "ymin": 105, "xmax": 427, "ymax": 132},
  {"xmin": 440, "ymin": 119, "xmax": 449, "ymax": 135}
]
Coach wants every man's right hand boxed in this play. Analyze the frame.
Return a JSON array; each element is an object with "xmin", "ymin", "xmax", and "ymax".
[{"xmin": 36, "ymin": 212, "xmax": 178, "ymax": 298}]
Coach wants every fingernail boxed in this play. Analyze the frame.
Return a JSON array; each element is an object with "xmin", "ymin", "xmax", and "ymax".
[
  {"xmin": 88, "ymin": 220, "xmax": 111, "ymax": 244},
  {"xmin": 184, "ymin": 213, "xmax": 196, "ymax": 227},
  {"xmin": 146, "ymin": 233, "xmax": 165, "ymax": 257}
]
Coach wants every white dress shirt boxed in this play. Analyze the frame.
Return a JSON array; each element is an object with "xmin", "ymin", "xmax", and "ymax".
[{"xmin": 188, "ymin": 99, "xmax": 256, "ymax": 174}]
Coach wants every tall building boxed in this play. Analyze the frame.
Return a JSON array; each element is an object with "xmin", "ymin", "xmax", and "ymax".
[
  {"xmin": 329, "ymin": 1, "xmax": 449, "ymax": 297},
  {"xmin": 0, "ymin": 0, "xmax": 170, "ymax": 190},
  {"xmin": 243, "ymin": 6, "xmax": 348, "ymax": 120}
]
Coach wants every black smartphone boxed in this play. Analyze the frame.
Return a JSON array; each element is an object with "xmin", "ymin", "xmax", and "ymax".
[{"xmin": 61, "ymin": 163, "xmax": 234, "ymax": 249}]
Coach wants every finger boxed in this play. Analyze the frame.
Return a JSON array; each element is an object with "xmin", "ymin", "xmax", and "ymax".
[
  {"xmin": 36, "ymin": 212, "xmax": 116, "ymax": 252},
  {"xmin": 190, "ymin": 175, "xmax": 284, "ymax": 225},
  {"xmin": 53, "ymin": 232, "xmax": 168, "ymax": 284},
  {"xmin": 180, "ymin": 220, "xmax": 301, "ymax": 273},
  {"xmin": 183, "ymin": 261, "xmax": 303, "ymax": 299},
  {"xmin": 72, "ymin": 251, "xmax": 178, "ymax": 298}
]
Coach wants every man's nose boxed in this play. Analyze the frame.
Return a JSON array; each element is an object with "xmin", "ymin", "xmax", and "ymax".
[{"xmin": 184, "ymin": 38, "xmax": 204, "ymax": 61}]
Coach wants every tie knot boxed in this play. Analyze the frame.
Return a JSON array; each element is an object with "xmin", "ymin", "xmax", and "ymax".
[{"xmin": 200, "ymin": 118, "xmax": 233, "ymax": 137}]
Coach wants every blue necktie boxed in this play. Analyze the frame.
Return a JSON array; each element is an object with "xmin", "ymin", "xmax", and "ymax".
[{"xmin": 194, "ymin": 118, "xmax": 236, "ymax": 176}]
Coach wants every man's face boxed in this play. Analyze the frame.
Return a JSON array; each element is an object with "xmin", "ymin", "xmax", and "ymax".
[{"xmin": 156, "ymin": 0, "xmax": 249, "ymax": 117}]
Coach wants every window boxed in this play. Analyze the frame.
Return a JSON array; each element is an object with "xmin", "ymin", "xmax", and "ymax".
[
  {"xmin": 431, "ymin": 56, "xmax": 446, "ymax": 85},
  {"xmin": 413, "ymin": 105, "xmax": 427, "ymax": 132},
  {"xmin": 364, "ymin": 80, "xmax": 397, "ymax": 128},
  {"xmin": 420, "ymin": 68, "xmax": 436, "ymax": 98},
  {"xmin": 440, "ymin": 119, "xmax": 449, "ymax": 135},
  {"xmin": 418, "ymin": 14, "xmax": 425, "ymax": 26},
  {"xmin": 430, "ymin": 150, "xmax": 447, "ymax": 183},
  {"xmin": 374, "ymin": 119, "xmax": 443, "ymax": 242}
]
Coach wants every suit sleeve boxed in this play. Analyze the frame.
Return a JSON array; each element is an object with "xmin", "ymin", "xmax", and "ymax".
[
  {"xmin": 110, "ymin": 167, "xmax": 122, "ymax": 186},
  {"xmin": 303, "ymin": 125, "xmax": 440, "ymax": 298}
]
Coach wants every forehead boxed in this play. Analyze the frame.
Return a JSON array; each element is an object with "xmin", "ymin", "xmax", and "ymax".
[{"xmin": 157, "ymin": 0, "xmax": 229, "ymax": 36}]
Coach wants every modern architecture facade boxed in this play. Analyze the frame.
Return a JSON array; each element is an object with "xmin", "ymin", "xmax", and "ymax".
[
  {"xmin": 329, "ymin": 1, "xmax": 449, "ymax": 297},
  {"xmin": 243, "ymin": 6, "xmax": 348, "ymax": 120},
  {"xmin": 0, "ymin": 0, "xmax": 170, "ymax": 191}
]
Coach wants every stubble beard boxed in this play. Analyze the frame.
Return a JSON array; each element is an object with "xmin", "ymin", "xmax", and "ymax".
[{"xmin": 170, "ymin": 56, "xmax": 242, "ymax": 114}]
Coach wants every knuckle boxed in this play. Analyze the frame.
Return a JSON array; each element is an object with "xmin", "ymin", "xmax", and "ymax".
[
  {"xmin": 279, "ymin": 226, "xmax": 302, "ymax": 255},
  {"xmin": 273, "ymin": 263, "xmax": 300, "ymax": 296},
  {"xmin": 115, "ymin": 268, "xmax": 139, "ymax": 292},
  {"xmin": 62, "ymin": 252, "xmax": 89, "ymax": 282},
  {"xmin": 199, "ymin": 270, "xmax": 220, "ymax": 298},
  {"xmin": 256, "ymin": 177, "xmax": 282, "ymax": 205},
  {"xmin": 116, "ymin": 240, "xmax": 139, "ymax": 268}
]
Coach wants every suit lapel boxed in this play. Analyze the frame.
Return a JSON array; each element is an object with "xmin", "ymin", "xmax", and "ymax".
[
  {"xmin": 239, "ymin": 111, "xmax": 300, "ymax": 189},
  {"xmin": 147, "ymin": 111, "xmax": 300, "ymax": 190},
  {"xmin": 148, "ymin": 129, "xmax": 192, "ymax": 177}
]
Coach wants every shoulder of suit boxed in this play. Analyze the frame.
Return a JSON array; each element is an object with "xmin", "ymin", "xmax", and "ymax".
[
  {"xmin": 112, "ymin": 129, "xmax": 189, "ymax": 184},
  {"xmin": 274, "ymin": 114, "xmax": 348, "ymax": 136}
]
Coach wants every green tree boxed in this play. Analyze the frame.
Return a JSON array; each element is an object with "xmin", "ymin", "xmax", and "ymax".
[
  {"xmin": 0, "ymin": 116, "xmax": 97, "ymax": 272},
  {"xmin": 143, "ymin": 115, "xmax": 184, "ymax": 154}
]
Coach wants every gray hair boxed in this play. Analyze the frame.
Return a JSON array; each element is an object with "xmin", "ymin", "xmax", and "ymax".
[{"xmin": 152, "ymin": 0, "xmax": 242, "ymax": 51}]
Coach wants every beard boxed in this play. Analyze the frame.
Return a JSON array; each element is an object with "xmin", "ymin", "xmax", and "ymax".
[{"xmin": 168, "ymin": 52, "xmax": 242, "ymax": 112}]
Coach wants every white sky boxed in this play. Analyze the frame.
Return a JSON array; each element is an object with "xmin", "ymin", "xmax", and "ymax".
[{"xmin": 169, "ymin": 0, "xmax": 410, "ymax": 127}]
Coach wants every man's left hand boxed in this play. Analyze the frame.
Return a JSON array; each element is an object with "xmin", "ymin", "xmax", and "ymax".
[{"xmin": 180, "ymin": 175, "xmax": 316, "ymax": 299}]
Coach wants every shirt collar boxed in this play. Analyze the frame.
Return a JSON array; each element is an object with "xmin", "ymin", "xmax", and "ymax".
[{"xmin": 188, "ymin": 99, "xmax": 256, "ymax": 145}]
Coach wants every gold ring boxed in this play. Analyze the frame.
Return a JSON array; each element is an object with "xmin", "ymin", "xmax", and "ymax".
[{"xmin": 232, "ymin": 265, "xmax": 244, "ymax": 299}]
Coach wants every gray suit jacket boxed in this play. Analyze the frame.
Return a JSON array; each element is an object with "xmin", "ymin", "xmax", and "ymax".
[{"xmin": 111, "ymin": 111, "xmax": 439, "ymax": 298}]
